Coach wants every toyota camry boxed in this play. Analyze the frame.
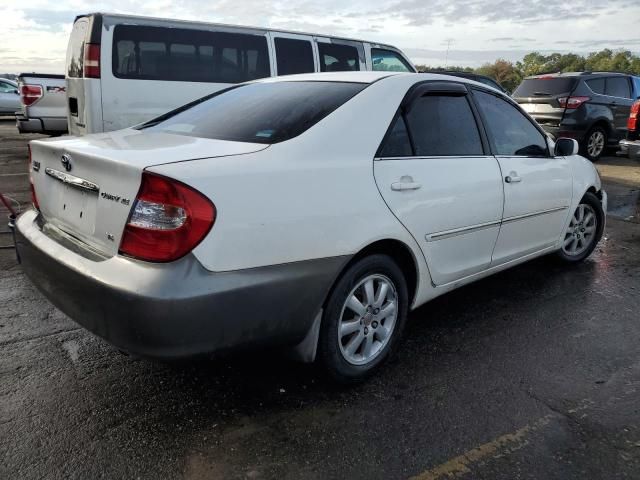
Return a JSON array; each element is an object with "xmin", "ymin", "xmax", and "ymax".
[{"xmin": 16, "ymin": 72, "xmax": 607, "ymax": 382}]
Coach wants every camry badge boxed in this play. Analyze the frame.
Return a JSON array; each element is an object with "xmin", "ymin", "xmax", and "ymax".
[{"xmin": 61, "ymin": 154, "xmax": 72, "ymax": 172}]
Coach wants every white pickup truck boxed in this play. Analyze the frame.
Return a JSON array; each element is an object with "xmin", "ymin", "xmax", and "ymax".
[{"xmin": 16, "ymin": 74, "xmax": 68, "ymax": 135}]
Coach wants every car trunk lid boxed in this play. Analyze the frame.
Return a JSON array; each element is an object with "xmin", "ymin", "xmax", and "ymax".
[{"xmin": 29, "ymin": 129, "xmax": 267, "ymax": 256}]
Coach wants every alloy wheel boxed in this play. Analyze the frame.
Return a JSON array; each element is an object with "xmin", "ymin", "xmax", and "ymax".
[
  {"xmin": 562, "ymin": 203, "xmax": 597, "ymax": 257},
  {"xmin": 587, "ymin": 131, "xmax": 605, "ymax": 158},
  {"xmin": 338, "ymin": 274, "xmax": 398, "ymax": 366}
]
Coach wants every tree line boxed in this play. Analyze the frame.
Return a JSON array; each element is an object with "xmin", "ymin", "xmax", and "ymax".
[{"xmin": 416, "ymin": 49, "xmax": 640, "ymax": 93}]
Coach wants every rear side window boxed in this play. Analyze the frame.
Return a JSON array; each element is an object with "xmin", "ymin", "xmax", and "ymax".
[
  {"xmin": 513, "ymin": 78, "xmax": 577, "ymax": 97},
  {"xmin": 371, "ymin": 48, "xmax": 412, "ymax": 72},
  {"xmin": 404, "ymin": 95, "xmax": 483, "ymax": 156},
  {"xmin": 605, "ymin": 77, "xmax": 631, "ymax": 98},
  {"xmin": 473, "ymin": 90, "xmax": 548, "ymax": 156},
  {"xmin": 274, "ymin": 38, "xmax": 315, "ymax": 75},
  {"xmin": 586, "ymin": 78, "xmax": 605, "ymax": 94},
  {"xmin": 318, "ymin": 43, "xmax": 360, "ymax": 72},
  {"xmin": 67, "ymin": 19, "xmax": 88, "ymax": 78},
  {"xmin": 113, "ymin": 25, "xmax": 270, "ymax": 83},
  {"xmin": 378, "ymin": 116, "xmax": 413, "ymax": 157},
  {"xmin": 141, "ymin": 81, "xmax": 367, "ymax": 144}
]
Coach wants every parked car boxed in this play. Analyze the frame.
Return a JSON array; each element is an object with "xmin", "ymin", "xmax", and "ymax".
[
  {"xmin": 513, "ymin": 72, "xmax": 640, "ymax": 161},
  {"xmin": 421, "ymin": 70, "xmax": 509, "ymax": 94},
  {"xmin": 65, "ymin": 13, "xmax": 416, "ymax": 136},
  {"xmin": 17, "ymin": 72, "xmax": 606, "ymax": 382},
  {"xmin": 0, "ymin": 78, "xmax": 20, "ymax": 115},
  {"xmin": 16, "ymin": 74, "xmax": 68, "ymax": 135},
  {"xmin": 618, "ymin": 99, "xmax": 640, "ymax": 159}
]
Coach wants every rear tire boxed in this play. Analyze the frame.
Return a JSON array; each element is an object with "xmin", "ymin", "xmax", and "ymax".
[
  {"xmin": 317, "ymin": 254, "xmax": 408, "ymax": 383},
  {"xmin": 556, "ymin": 192, "xmax": 604, "ymax": 263},
  {"xmin": 582, "ymin": 126, "xmax": 607, "ymax": 161}
]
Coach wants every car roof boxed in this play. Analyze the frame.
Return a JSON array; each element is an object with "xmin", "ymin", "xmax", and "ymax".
[
  {"xmin": 256, "ymin": 71, "xmax": 502, "ymax": 86},
  {"xmin": 526, "ymin": 71, "xmax": 632, "ymax": 79}
]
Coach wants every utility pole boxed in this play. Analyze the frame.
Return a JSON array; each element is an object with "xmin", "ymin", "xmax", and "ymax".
[{"xmin": 445, "ymin": 39, "xmax": 453, "ymax": 67}]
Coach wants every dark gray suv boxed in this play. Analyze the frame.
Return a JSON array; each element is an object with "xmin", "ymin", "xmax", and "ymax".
[{"xmin": 513, "ymin": 72, "xmax": 640, "ymax": 160}]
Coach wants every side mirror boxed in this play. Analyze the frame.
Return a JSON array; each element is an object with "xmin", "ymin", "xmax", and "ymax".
[
  {"xmin": 555, "ymin": 137, "xmax": 579, "ymax": 156},
  {"xmin": 12, "ymin": 89, "xmax": 18, "ymax": 95}
]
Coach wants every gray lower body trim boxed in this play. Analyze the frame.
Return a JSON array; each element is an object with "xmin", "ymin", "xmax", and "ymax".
[
  {"xmin": 16, "ymin": 210, "xmax": 349, "ymax": 359},
  {"xmin": 426, "ymin": 206, "xmax": 569, "ymax": 242}
]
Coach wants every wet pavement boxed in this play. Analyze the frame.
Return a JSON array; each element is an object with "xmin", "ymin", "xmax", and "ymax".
[{"xmin": 1, "ymin": 117, "xmax": 640, "ymax": 479}]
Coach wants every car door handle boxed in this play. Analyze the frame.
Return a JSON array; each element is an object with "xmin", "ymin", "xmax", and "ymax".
[
  {"xmin": 391, "ymin": 181, "xmax": 422, "ymax": 191},
  {"xmin": 504, "ymin": 173, "xmax": 522, "ymax": 184}
]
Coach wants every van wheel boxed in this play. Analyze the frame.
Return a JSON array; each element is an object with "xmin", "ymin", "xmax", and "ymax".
[
  {"xmin": 583, "ymin": 126, "xmax": 607, "ymax": 161},
  {"xmin": 317, "ymin": 254, "xmax": 408, "ymax": 383},
  {"xmin": 557, "ymin": 192, "xmax": 604, "ymax": 263}
]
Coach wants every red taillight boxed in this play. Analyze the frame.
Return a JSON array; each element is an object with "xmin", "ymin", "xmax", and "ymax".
[
  {"xmin": 558, "ymin": 96, "xmax": 590, "ymax": 109},
  {"xmin": 119, "ymin": 172, "xmax": 216, "ymax": 263},
  {"xmin": 83, "ymin": 43, "xmax": 101, "ymax": 78},
  {"xmin": 28, "ymin": 145, "xmax": 39, "ymax": 210},
  {"xmin": 628, "ymin": 100, "xmax": 640, "ymax": 132},
  {"xmin": 20, "ymin": 85, "xmax": 43, "ymax": 106}
]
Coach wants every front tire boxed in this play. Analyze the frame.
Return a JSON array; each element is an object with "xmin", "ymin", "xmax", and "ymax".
[
  {"xmin": 582, "ymin": 126, "xmax": 607, "ymax": 161},
  {"xmin": 317, "ymin": 254, "xmax": 408, "ymax": 383},
  {"xmin": 557, "ymin": 192, "xmax": 604, "ymax": 263}
]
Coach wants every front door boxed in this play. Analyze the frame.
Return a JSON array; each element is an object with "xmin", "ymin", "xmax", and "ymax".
[
  {"xmin": 471, "ymin": 89, "xmax": 573, "ymax": 265},
  {"xmin": 374, "ymin": 85, "xmax": 504, "ymax": 285},
  {"xmin": 605, "ymin": 76, "xmax": 635, "ymax": 141}
]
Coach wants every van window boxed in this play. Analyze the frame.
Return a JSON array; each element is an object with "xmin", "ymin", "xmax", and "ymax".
[
  {"xmin": 67, "ymin": 19, "xmax": 88, "ymax": 78},
  {"xmin": 371, "ymin": 49, "xmax": 412, "ymax": 72},
  {"xmin": 113, "ymin": 25, "xmax": 270, "ymax": 83},
  {"xmin": 274, "ymin": 38, "xmax": 315, "ymax": 75},
  {"xmin": 140, "ymin": 81, "xmax": 367, "ymax": 144},
  {"xmin": 318, "ymin": 43, "xmax": 360, "ymax": 72}
]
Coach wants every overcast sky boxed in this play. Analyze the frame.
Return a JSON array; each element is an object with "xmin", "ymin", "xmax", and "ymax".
[{"xmin": 1, "ymin": 0, "xmax": 639, "ymax": 73}]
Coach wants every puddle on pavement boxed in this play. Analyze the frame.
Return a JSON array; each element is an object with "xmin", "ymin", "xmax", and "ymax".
[{"xmin": 607, "ymin": 188, "xmax": 640, "ymax": 223}]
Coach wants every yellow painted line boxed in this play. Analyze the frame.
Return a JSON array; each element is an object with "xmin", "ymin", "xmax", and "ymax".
[{"xmin": 409, "ymin": 415, "xmax": 554, "ymax": 480}]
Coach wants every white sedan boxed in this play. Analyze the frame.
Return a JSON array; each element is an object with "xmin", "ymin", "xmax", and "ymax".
[{"xmin": 16, "ymin": 72, "xmax": 606, "ymax": 382}]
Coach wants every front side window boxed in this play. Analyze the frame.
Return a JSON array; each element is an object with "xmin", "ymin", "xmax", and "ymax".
[
  {"xmin": 274, "ymin": 38, "xmax": 315, "ymax": 76},
  {"xmin": 113, "ymin": 25, "xmax": 270, "ymax": 83},
  {"xmin": 473, "ymin": 89, "xmax": 548, "ymax": 156},
  {"xmin": 404, "ymin": 94, "xmax": 483, "ymax": 156},
  {"xmin": 371, "ymin": 49, "xmax": 412, "ymax": 72},
  {"xmin": 140, "ymin": 81, "xmax": 367, "ymax": 144},
  {"xmin": 318, "ymin": 43, "xmax": 360, "ymax": 72},
  {"xmin": 605, "ymin": 77, "xmax": 631, "ymax": 99}
]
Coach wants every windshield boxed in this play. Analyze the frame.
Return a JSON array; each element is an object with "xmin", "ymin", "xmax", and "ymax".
[
  {"xmin": 513, "ymin": 77, "xmax": 578, "ymax": 97},
  {"xmin": 139, "ymin": 81, "xmax": 367, "ymax": 144}
]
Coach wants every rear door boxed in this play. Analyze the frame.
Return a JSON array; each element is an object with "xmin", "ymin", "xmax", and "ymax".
[
  {"xmin": 374, "ymin": 82, "xmax": 504, "ymax": 285},
  {"xmin": 605, "ymin": 76, "xmax": 634, "ymax": 141},
  {"xmin": 472, "ymin": 88, "xmax": 573, "ymax": 264},
  {"xmin": 66, "ymin": 17, "xmax": 97, "ymax": 135}
]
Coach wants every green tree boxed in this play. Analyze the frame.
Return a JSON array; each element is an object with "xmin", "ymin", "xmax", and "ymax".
[{"xmin": 475, "ymin": 59, "xmax": 522, "ymax": 92}]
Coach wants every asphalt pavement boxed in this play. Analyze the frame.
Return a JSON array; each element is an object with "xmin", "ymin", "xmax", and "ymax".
[{"xmin": 1, "ymin": 117, "xmax": 639, "ymax": 479}]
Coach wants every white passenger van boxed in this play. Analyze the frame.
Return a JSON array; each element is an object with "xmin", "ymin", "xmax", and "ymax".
[{"xmin": 65, "ymin": 13, "xmax": 416, "ymax": 135}]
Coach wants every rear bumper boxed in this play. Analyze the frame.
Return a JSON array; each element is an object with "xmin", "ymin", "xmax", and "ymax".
[
  {"xmin": 618, "ymin": 139, "xmax": 640, "ymax": 160},
  {"xmin": 16, "ymin": 115, "xmax": 67, "ymax": 134},
  {"xmin": 16, "ymin": 209, "xmax": 347, "ymax": 359}
]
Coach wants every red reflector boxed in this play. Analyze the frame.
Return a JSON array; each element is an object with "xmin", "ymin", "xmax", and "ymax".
[
  {"xmin": 558, "ymin": 96, "xmax": 590, "ymax": 109},
  {"xmin": 20, "ymin": 85, "xmax": 43, "ymax": 107},
  {"xmin": 83, "ymin": 43, "xmax": 101, "ymax": 78},
  {"xmin": 119, "ymin": 172, "xmax": 216, "ymax": 263},
  {"xmin": 28, "ymin": 145, "xmax": 39, "ymax": 210},
  {"xmin": 628, "ymin": 100, "xmax": 639, "ymax": 132}
]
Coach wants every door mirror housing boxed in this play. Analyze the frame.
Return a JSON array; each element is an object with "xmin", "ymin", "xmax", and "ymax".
[{"xmin": 555, "ymin": 137, "xmax": 579, "ymax": 157}]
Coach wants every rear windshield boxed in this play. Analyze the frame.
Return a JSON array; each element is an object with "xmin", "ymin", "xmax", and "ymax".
[
  {"xmin": 513, "ymin": 78, "xmax": 578, "ymax": 97},
  {"xmin": 139, "ymin": 81, "xmax": 367, "ymax": 144}
]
